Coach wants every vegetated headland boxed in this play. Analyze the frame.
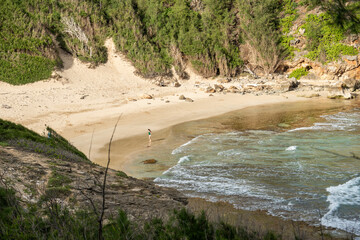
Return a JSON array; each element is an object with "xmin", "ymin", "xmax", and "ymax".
[{"xmin": 1, "ymin": 0, "xmax": 360, "ymax": 239}]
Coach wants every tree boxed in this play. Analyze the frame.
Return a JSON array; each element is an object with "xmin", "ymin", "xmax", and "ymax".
[{"xmin": 236, "ymin": 0, "xmax": 286, "ymax": 74}]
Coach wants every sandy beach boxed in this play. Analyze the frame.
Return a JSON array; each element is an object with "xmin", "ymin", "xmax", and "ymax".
[{"xmin": 0, "ymin": 39, "xmax": 318, "ymax": 173}]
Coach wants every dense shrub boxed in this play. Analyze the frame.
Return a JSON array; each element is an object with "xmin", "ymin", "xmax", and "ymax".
[
  {"xmin": 303, "ymin": 13, "xmax": 358, "ymax": 63},
  {"xmin": 1, "ymin": 0, "xmax": 359, "ymax": 84}
]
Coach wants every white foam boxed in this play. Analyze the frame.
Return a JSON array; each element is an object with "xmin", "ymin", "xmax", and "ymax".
[
  {"xmin": 285, "ymin": 146, "xmax": 297, "ymax": 151},
  {"xmin": 322, "ymin": 177, "xmax": 360, "ymax": 235},
  {"xmin": 217, "ymin": 149, "xmax": 246, "ymax": 157},
  {"xmin": 160, "ymin": 155, "xmax": 192, "ymax": 175},
  {"xmin": 289, "ymin": 111, "xmax": 360, "ymax": 132},
  {"xmin": 178, "ymin": 155, "xmax": 191, "ymax": 164},
  {"xmin": 171, "ymin": 135, "xmax": 202, "ymax": 155}
]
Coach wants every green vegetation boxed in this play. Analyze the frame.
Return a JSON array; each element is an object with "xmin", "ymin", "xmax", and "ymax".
[
  {"xmin": 1, "ymin": 0, "xmax": 359, "ymax": 84},
  {"xmin": 106, "ymin": 0, "xmax": 244, "ymax": 77},
  {"xmin": 42, "ymin": 170, "xmax": 73, "ymax": 200},
  {"xmin": 280, "ymin": 0, "xmax": 299, "ymax": 59},
  {"xmin": 237, "ymin": 0, "xmax": 285, "ymax": 74},
  {"xmin": 0, "ymin": 0, "xmax": 302, "ymax": 83},
  {"xmin": 0, "ymin": 118, "xmax": 88, "ymax": 161},
  {"xmin": 312, "ymin": 0, "xmax": 360, "ymax": 33},
  {"xmin": 116, "ymin": 171, "xmax": 128, "ymax": 178},
  {"xmin": 0, "ymin": 0, "xmax": 107, "ymax": 85},
  {"xmin": 302, "ymin": 13, "xmax": 358, "ymax": 63},
  {"xmin": 0, "ymin": 0, "xmax": 58, "ymax": 84},
  {"xmin": 289, "ymin": 67, "xmax": 309, "ymax": 80},
  {"xmin": 0, "ymin": 186, "xmax": 279, "ymax": 239}
]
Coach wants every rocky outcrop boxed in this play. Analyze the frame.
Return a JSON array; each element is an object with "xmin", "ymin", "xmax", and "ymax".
[{"xmin": 0, "ymin": 146, "xmax": 187, "ymax": 222}]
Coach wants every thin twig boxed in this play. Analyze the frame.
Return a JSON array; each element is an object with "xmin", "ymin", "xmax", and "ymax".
[
  {"xmin": 98, "ymin": 114, "xmax": 122, "ymax": 240},
  {"xmin": 88, "ymin": 129, "xmax": 95, "ymax": 160}
]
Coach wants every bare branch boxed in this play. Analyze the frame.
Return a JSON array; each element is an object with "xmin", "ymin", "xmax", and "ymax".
[
  {"xmin": 98, "ymin": 114, "xmax": 122, "ymax": 240},
  {"xmin": 89, "ymin": 129, "xmax": 95, "ymax": 160}
]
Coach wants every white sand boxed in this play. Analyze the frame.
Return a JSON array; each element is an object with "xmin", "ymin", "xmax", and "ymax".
[{"xmin": 0, "ymin": 39, "xmax": 310, "ymax": 169}]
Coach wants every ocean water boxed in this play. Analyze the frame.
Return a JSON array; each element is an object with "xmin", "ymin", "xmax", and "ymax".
[{"xmin": 154, "ymin": 108, "xmax": 360, "ymax": 235}]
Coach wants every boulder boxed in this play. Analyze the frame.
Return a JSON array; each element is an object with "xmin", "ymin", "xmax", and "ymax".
[
  {"xmin": 185, "ymin": 98, "xmax": 194, "ymax": 102},
  {"xmin": 143, "ymin": 159, "xmax": 157, "ymax": 164},
  {"xmin": 328, "ymin": 90, "xmax": 352, "ymax": 100},
  {"xmin": 173, "ymin": 81, "xmax": 181, "ymax": 87},
  {"xmin": 228, "ymin": 86, "xmax": 238, "ymax": 93},
  {"xmin": 205, "ymin": 87, "xmax": 216, "ymax": 93},
  {"xmin": 142, "ymin": 94, "xmax": 153, "ymax": 99},
  {"xmin": 272, "ymin": 78, "xmax": 299, "ymax": 92},
  {"xmin": 288, "ymin": 78, "xmax": 300, "ymax": 91},
  {"xmin": 214, "ymin": 84, "xmax": 225, "ymax": 92},
  {"xmin": 342, "ymin": 78, "xmax": 360, "ymax": 90},
  {"xmin": 179, "ymin": 95, "xmax": 186, "ymax": 100}
]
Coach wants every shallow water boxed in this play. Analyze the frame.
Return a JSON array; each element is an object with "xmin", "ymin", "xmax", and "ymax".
[{"xmin": 131, "ymin": 99, "xmax": 360, "ymax": 235}]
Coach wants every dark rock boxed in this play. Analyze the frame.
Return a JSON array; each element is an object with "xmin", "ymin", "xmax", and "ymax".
[
  {"xmin": 2, "ymin": 104, "xmax": 11, "ymax": 109},
  {"xmin": 289, "ymin": 78, "xmax": 300, "ymax": 91},
  {"xmin": 143, "ymin": 159, "xmax": 157, "ymax": 164},
  {"xmin": 179, "ymin": 95, "xmax": 186, "ymax": 100}
]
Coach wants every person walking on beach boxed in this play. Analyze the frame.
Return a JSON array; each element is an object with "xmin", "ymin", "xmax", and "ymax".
[
  {"xmin": 148, "ymin": 129, "xmax": 152, "ymax": 147},
  {"xmin": 148, "ymin": 129, "xmax": 152, "ymax": 141}
]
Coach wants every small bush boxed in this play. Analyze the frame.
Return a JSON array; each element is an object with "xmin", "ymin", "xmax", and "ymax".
[
  {"xmin": 116, "ymin": 171, "xmax": 128, "ymax": 178},
  {"xmin": 289, "ymin": 67, "xmax": 309, "ymax": 80}
]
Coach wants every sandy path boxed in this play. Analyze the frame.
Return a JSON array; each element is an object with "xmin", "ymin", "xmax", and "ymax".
[{"xmin": 0, "ymin": 39, "xmax": 310, "ymax": 171}]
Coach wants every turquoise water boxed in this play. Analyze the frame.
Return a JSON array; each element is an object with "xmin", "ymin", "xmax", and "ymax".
[{"xmin": 154, "ymin": 108, "xmax": 360, "ymax": 235}]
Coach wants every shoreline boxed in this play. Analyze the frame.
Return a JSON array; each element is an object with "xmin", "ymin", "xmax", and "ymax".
[
  {"xmin": 91, "ymin": 96, "xmax": 357, "ymax": 178},
  {"xmin": 67, "ymin": 92, "xmax": 310, "ymax": 173}
]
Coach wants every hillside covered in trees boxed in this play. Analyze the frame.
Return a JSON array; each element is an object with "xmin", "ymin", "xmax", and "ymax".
[{"xmin": 0, "ymin": 0, "xmax": 359, "ymax": 84}]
